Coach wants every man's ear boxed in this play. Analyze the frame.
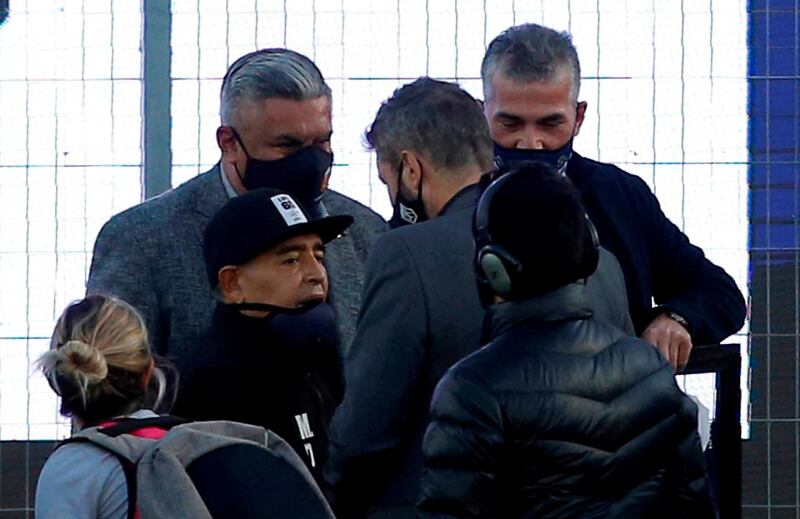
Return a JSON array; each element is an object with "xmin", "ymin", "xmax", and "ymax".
[
  {"xmin": 216, "ymin": 126, "xmax": 238, "ymax": 154},
  {"xmin": 399, "ymin": 151, "xmax": 423, "ymax": 194},
  {"xmin": 217, "ymin": 265, "xmax": 243, "ymax": 303},
  {"xmin": 574, "ymin": 101, "xmax": 588, "ymax": 137}
]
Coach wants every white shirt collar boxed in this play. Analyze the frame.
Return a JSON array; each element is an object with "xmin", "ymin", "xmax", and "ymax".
[{"xmin": 219, "ymin": 164, "xmax": 238, "ymax": 199}]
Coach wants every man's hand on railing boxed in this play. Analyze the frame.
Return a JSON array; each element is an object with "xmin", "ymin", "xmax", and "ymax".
[{"xmin": 642, "ymin": 312, "xmax": 693, "ymax": 371}]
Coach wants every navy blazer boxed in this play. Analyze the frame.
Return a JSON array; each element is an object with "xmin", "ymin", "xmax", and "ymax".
[
  {"xmin": 86, "ymin": 165, "xmax": 387, "ymax": 368},
  {"xmin": 567, "ymin": 153, "xmax": 746, "ymax": 344}
]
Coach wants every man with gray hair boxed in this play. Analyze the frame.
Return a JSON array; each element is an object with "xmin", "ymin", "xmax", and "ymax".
[
  {"xmin": 325, "ymin": 77, "xmax": 632, "ymax": 518},
  {"xmin": 87, "ymin": 48, "xmax": 386, "ymax": 370},
  {"xmin": 482, "ymin": 23, "xmax": 746, "ymax": 370}
]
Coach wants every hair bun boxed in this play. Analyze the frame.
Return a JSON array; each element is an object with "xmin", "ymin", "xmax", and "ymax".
[{"xmin": 60, "ymin": 340, "xmax": 109, "ymax": 383}]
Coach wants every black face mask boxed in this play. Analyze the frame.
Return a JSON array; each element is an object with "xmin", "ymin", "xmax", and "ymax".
[
  {"xmin": 231, "ymin": 128, "xmax": 333, "ymax": 212},
  {"xmin": 388, "ymin": 162, "xmax": 428, "ymax": 229},
  {"xmin": 493, "ymin": 138, "xmax": 574, "ymax": 176},
  {"xmin": 222, "ymin": 300, "xmax": 339, "ymax": 354}
]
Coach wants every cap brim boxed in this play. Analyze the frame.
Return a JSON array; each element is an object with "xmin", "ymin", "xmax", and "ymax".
[
  {"xmin": 296, "ymin": 214, "xmax": 354, "ymax": 244},
  {"xmin": 266, "ymin": 214, "xmax": 354, "ymax": 250}
]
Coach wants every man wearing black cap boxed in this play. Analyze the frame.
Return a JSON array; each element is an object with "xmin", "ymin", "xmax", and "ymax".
[
  {"xmin": 419, "ymin": 164, "xmax": 714, "ymax": 518},
  {"xmin": 173, "ymin": 188, "xmax": 352, "ymax": 485}
]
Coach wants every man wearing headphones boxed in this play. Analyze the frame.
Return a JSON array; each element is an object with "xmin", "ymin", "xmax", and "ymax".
[
  {"xmin": 325, "ymin": 78, "xmax": 633, "ymax": 518},
  {"xmin": 419, "ymin": 164, "xmax": 714, "ymax": 518}
]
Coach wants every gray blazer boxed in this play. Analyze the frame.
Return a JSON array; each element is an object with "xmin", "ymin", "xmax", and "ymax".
[
  {"xmin": 325, "ymin": 183, "xmax": 633, "ymax": 518},
  {"xmin": 86, "ymin": 165, "xmax": 387, "ymax": 368}
]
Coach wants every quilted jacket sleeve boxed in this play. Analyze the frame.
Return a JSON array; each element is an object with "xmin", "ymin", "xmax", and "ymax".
[
  {"xmin": 674, "ymin": 400, "xmax": 718, "ymax": 518},
  {"xmin": 418, "ymin": 367, "xmax": 505, "ymax": 519}
]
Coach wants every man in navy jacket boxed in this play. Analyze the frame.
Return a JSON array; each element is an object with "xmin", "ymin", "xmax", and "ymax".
[{"xmin": 482, "ymin": 23, "xmax": 746, "ymax": 369}]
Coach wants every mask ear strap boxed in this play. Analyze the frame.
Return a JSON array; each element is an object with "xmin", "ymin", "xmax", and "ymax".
[
  {"xmin": 227, "ymin": 127, "xmax": 250, "ymax": 183},
  {"xmin": 394, "ymin": 161, "xmax": 404, "ymax": 205},
  {"xmin": 416, "ymin": 165, "xmax": 424, "ymax": 206},
  {"xmin": 396, "ymin": 158, "xmax": 424, "ymax": 204},
  {"xmin": 227, "ymin": 127, "xmax": 252, "ymax": 157}
]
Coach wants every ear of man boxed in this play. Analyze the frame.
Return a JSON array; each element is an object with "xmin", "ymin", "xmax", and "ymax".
[
  {"xmin": 399, "ymin": 150, "xmax": 424, "ymax": 194},
  {"xmin": 573, "ymin": 101, "xmax": 588, "ymax": 138},
  {"xmin": 216, "ymin": 126, "xmax": 239, "ymax": 154},
  {"xmin": 217, "ymin": 266, "xmax": 243, "ymax": 303}
]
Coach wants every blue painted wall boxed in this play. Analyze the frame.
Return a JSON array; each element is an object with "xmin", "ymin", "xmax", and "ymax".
[{"xmin": 745, "ymin": 1, "xmax": 799, "ymax": 515}]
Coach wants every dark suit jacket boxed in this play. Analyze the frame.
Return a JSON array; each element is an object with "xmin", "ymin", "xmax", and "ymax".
[
  {"xmin": 568, "ymin": 153, "xmax": 746, "ymax": 343},
  {"xmin": 325, "ymin": 183, "xmax": 633, "ymax": 518},
  {"xmin": 86, "ymin": 165, "xmax": 387, "ymax": 368}
]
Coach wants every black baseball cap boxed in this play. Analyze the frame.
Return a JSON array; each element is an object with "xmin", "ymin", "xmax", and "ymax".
[{"xmin": 203, "ymin": 189, "xmax": 353, "ymax": 288}]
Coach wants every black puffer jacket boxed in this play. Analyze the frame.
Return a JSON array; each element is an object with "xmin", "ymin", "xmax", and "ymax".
[{"xmin": 419, "ymin": 284, "xmax": 715, "ymax": 519}]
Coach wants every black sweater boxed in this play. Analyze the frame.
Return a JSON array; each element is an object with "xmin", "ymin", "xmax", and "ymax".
[{"xmin": 173, "ymin": 303, "xmax": 343, "ymax": 484}]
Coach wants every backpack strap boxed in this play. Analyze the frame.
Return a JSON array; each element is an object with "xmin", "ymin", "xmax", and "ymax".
[
  {"xmin": 59, "ymin": 435, "xmax": 140, "ymax": 519},
  {"xmin": 56, "ymin": 416, "xmax": 187, "ymax": 519}
]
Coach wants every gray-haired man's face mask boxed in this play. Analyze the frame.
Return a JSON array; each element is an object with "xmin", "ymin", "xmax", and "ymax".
[
  {"xmin": 492, "ymin": 138, "xmax": 574, "ymax": 176},
  {"xmin": 231, "ymin": 127, "xmax": 333, "ymax": 203}
]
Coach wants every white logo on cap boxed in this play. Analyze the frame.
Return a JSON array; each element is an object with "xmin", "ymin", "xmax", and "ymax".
[{"xmin": 270, "ymin": 194, "xmax": 308, "ymax": 226}]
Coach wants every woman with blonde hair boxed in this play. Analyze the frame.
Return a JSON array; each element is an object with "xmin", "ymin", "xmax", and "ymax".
[
  {"xmin": 34, "ymin": 294, "xmax": 337, "ymax": 519},
  {"xmin": 35, "ymin": 294, "xmax": 169, "ymax": 518}
]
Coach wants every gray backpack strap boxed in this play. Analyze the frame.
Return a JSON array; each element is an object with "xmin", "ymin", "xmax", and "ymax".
[{"xmin": 65, "ymin": 427, "xmax": 159, "ymax": 519}]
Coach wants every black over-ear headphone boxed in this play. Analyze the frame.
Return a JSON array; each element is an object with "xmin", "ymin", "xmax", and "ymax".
[
  {"xmin": 474, "ymin": 172, "xmax": 524, "ymax": 298},
  {"xmin": 473, "ymin": 170, "xmax": 601, "ymax": 298}
]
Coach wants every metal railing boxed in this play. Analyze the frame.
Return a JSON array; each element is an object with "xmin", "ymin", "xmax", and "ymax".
[{"xmin": 680, "ymin": 343, "xmax": 742, "ymax": 519}]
